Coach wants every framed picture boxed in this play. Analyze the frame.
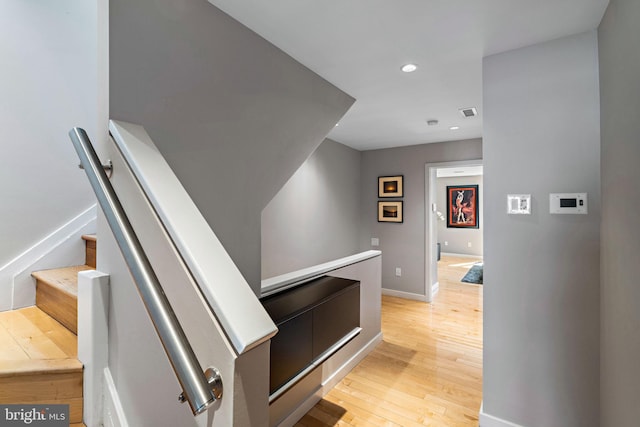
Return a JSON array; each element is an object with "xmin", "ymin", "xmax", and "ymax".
[
  {"xmin": 446, "ymin": 185, "xmax": 479, "ymax": 228},
  {"xmin": 378, "ymin": 175, "xmax": 403, "ymax": 198},
  {"xmin": 378, "ymin": 201, "xmax": 403, "ymax": 223}
]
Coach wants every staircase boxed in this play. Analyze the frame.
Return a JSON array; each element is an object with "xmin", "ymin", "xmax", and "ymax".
[{"xmin": 0, "ymin": 235, "xmax": 96, "ymax": 427}]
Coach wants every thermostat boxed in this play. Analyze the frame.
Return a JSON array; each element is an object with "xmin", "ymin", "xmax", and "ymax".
[{"xmin": 550, "ymin": 193, "xmax": 587, "ymax": 214}]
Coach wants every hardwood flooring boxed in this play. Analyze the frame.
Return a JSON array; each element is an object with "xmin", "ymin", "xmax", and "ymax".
[
  {"xmin": 0, "ymin": 306, "xmax": 83, "ymax": 422},
  {"xmin": 296, "ymin": 255, "xmax": 483, "ymax": 427}
]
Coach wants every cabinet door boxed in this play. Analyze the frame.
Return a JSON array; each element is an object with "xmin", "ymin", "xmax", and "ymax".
[
  {"xmin": 269, "ymin": 311, "xmax": 312, "ymax": 394},
  {"xmin": 312, "ymin": 286, "xmax": 360, "ymax": 359}
]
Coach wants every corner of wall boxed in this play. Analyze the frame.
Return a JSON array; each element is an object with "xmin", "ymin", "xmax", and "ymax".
[
  {"xmin": 479, "ymin": 403, "xmax": 526, "ymax": 427},
  {"xmin": 0, "ymin": 205, "xmax": 97, "ymax": 311}
]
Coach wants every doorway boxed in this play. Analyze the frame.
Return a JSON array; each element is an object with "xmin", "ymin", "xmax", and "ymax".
[{"xmin": 424, "ymin": 159, "xmax": 483, "ymax": 301}]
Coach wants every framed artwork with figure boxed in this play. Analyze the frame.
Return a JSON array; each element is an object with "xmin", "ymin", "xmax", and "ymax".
[{"xmin": 446, "ymin": 185, "xmax": 479, "ymax": 228}]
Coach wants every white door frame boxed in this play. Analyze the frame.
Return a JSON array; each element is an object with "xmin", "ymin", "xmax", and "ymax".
[{"xmin": 424, "ymin": 159, "xmax": 483, "ymax": 301}]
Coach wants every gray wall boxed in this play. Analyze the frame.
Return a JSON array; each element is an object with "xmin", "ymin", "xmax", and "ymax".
[
  {"xmin": 436, "ymin": 175, "xmax": 483, "ymax": 256},
  {"xmin": 598, "ymin": 0, "xmax": 640, "ymax": 424},
  {"xmin": 261, "ymin": 139, "xmax": 361, "ymax": 279},
  {"xmin": 483, "ymin": 31, "xmax": 600, "ymax": 426},
  {"xmin": 360, "ymin": 139, "xmax": 482, "ymax": 297},
  {"xmin": 109, "ymin": 0, "xmax": 354, "ymax": 292}
]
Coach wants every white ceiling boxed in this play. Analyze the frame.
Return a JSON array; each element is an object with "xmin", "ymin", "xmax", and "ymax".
[{"xmin": 208, "ymin": 0, "xmax": 609, "ymax": 151}]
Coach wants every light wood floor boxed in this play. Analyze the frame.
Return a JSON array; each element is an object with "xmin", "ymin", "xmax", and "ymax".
[
  {"xmin": 296, "ymin": 255, "xmax": 483, "ymax": 426},
  {"xmin": 0, "ymin": 306, "xmax": 78, "ymax": 363}
]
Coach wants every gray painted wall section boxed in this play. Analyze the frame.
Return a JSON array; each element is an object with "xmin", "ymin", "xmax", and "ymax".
[
  {"xmin": 109, "ymin": 0, "xmax": 354, "ymax": 292},
  {"xmin": 436, "ymin": 175, "xmax": 483, "ymax": 256},
  {"xmin": 360, "ymin": 139, "xmax": 482, "ymax": 297},
  {"xmin": 483, "ymin": 31, "xmax": 600, "ymax": 426},
  {"xmin": 598, "ymin": 0, "xmax": 640, "ymax": 424},
  {"xmin": 261, "ymin": 139, "xmax": 361, "ymax": 279}
]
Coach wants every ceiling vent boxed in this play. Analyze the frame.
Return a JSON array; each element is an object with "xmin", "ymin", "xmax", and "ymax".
[{"xmin": 459, "ymin": 107, "xmax": 478, "ymax": 118}]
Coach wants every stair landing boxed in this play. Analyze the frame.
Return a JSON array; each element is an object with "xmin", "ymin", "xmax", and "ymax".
[{"xmin": 0, "ymin": 306, "xmax": 83, "ymax": 423}]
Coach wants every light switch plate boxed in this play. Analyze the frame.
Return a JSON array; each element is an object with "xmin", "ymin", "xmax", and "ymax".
[{"xmin": 507, "ymin": 194, "xmax": 531, "ymax": 214}]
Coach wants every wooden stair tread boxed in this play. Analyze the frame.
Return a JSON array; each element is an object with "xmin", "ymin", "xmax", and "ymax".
[
  {"xmin": 0, "ymin": 235, "xmax": 93, "ymax": 425},
  {"xmin": 32, "ymin": 266, "xmax": 93, "ymax": 334},
  {"xmin": 0, "ymin": 358, "xmax": 82, "ymax": 377},
  {"xmin": 0, "ymin": 306, "xmax": 78, "ymax": 365},
  {"xmin": 31, "ymin": 265, "xmax": 94, "ymax": 297},
  {"xmin": 0, "ymin": 307, "xmax": 83, "ymax": 423}
]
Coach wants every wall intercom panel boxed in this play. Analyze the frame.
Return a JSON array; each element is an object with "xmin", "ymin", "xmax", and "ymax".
[{"xmin": 549, "ymin": 193, "xmax": 587, "ymax": 214}]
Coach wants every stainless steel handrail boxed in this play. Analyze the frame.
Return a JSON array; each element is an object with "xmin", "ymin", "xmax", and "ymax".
[{"xmin": 69, "ymin": 127, "xmax": 222, "ymax": 415}]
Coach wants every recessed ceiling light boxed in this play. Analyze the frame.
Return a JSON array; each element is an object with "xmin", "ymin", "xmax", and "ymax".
[
  {"xmin": 449, "ymin": 126, "xmax": 460, "ymax": 130},
  {"xmin": 401, "ymin": 64, "xmax": 418, "ymax": 73},
  {"xmin": 335, "ymin": 123, "xmax": 339, "ymax": 127}
]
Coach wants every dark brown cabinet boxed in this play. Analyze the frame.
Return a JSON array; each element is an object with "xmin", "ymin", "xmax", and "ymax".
[{"xmin": 261, "ymin": 276, "xmax": 360, "ymax": 395}]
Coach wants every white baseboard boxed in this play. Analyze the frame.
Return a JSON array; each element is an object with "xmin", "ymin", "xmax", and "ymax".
[
  {"xmin": 479, "ymin": 402, "xmax": 525, "ymax": 427},
  {"xmin": 103, "ymin": 368, "xmax": 129, "ymax": 427},
  {"xmin": 382, "ymin": 288, "xmax": 428, "ymax": 302},
  {"xmin": 432, "ymin": 281, "xmax": 440, "ymax": 296},
  {"xmin": 276, "ymin": 332, "xmax": 383, "ymax": 427},
  {"xmin": 0, "ymin": 205, "xmax": 97, "ymax": 311},
  {"xmin": 441, "ymin": 252, "xmax": 483, "ymax": 259}
]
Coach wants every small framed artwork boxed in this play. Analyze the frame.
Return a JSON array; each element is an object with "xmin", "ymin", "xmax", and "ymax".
[
  {"xmin": 447, "ymin": 185, "xmax": 479, "ymax": 228},
  {"xmin": 378, "ymin": 201, "xmax": 403, "ymax": 223},
  {"xmin": 378, "ymin": 175, "xmax": 404, "ymax": 198}
]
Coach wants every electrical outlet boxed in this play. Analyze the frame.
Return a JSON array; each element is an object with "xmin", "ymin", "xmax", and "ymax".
[
  {"xmin": 395, "ymin": 268, "xmax": 402, "ymax": 277},
  {"xmin": 444, "ymin": 241, "xmax": 448, "ymax": 246},
  {"xmin": 468, "ymin": 242, "xmax": 472, "ymax": 248},
  {"xmin": 371, "ymin": 237, "xmax": 379, "ymax": 246}
]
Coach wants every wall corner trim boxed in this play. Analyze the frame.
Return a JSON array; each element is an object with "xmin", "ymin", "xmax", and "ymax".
[
  {"xmin": 479, "ymin": 403, "xmax": 526, "ymax": 427},
  {"xmin": 103, "ymin": 368, "xmax": 129, "ymax": 427},
  {"xmin": 78, "ymin": 270, "xmax": 110, "ymax": 427},
  {"xmin": 432, "ymin": 281, "xmax": 440, "ymax": 296},
  {"xmin": 1, "ymin": 204, "xmax": 97, "ymax": 311}
]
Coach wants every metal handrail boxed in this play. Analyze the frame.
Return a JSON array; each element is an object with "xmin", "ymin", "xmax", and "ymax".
[{"xmin": 69, "ymin": 127, "xmax": 222, "ymax": 416}]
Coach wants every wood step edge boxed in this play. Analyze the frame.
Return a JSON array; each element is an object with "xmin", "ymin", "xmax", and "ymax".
[
  {"xmin": 0, "ymin": 358, "xmax": 82, "ymax": 378},
  {"xmin": 81, "ymin": 234, "xmax": 96, "ymax": 242},
  {"xmin": 31, "ymin": 265, "xmax": 95, "ymax": 298}
]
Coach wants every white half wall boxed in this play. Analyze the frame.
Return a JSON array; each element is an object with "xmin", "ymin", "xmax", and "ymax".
[{"xmin": 78, "ymin": 270, "xmax": 110, "ymax": 427}]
